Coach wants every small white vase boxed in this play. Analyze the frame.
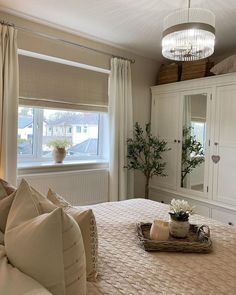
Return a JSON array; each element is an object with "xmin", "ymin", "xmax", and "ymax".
[{"xmin": 169, "ymin": 219, "xmax": 190, "ymax": 238}]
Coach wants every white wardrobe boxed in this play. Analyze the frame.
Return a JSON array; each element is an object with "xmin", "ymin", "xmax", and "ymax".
[{"xmin": 150, "ymin": 72, "xmax": 236, "ymax": 225}]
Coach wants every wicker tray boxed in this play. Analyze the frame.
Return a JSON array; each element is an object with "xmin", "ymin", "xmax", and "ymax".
[{"xmin": 137, "ymin": 223, "xmax": 212, "ymax": 253}]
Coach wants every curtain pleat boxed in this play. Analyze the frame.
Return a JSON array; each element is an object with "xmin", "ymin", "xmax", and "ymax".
[
  {"xmin": 0, "ymin": 25, "xmax": 19, "ymax": 185},
  {"xmin": 108, "ymin": 58, "xmax": 134, "ymax": 201}
]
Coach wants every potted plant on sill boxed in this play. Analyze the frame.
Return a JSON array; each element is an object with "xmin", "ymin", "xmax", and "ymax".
[
  {"xmin": 169, "ymin": 199, "xmax": 195, "ymax": 238},
  {"xmin": 47, "ymin": 139, "xmax": 71, "ymax": 164},
  {"xmin": 126, "ymin": 122, "xmax": 169, "ymax": 199}
]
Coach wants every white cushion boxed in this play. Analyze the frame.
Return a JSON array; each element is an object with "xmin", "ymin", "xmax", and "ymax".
[
  {"xmin": 47, "ymin": 189, "xmax": 98, "ymax": 281},
  {"xmin": 0, "ymin": 245, "xmax": 51, "ymax": 295},
  {"xmin": 211, "ymin": 54, "xmax": 236, "ymax": 75},
  {"xmin": 5, "ymin": 179, "xmax": 86, "ymax": 295}
]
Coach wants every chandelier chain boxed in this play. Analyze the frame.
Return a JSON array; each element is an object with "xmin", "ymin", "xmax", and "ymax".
[{"xmin": 187, "ymin": 0, "xmax": 191, "ymax": 22}]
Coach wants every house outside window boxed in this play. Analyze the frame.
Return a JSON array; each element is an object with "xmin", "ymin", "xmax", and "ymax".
[
  {"xmin": 83, "ymin": 126, "xmax": 88, "ymax": 133},
  {"xmin": 17, "ymin": 107, "xmax": 108, "ymax": 166},
  {"xmin": 76, "ymin": 126, "xmax": 81, "ymax": 133}
]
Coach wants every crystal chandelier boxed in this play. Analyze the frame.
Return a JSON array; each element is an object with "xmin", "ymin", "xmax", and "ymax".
[{"xmin": 162, "ymin": 0, "xmax": 215, "ymax": 61}]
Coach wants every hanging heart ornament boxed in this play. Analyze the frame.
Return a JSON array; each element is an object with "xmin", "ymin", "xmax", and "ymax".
[{"xmin": 212, "ymin": 155, "xmax": 220, "ymax": 164}]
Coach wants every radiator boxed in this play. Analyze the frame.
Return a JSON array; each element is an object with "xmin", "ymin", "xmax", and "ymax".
[{"xmin": 17, "ymin": 169, "xmax": 109, "ymax": 205}]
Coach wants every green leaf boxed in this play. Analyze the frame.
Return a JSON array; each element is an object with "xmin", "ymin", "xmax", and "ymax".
[{"xmin": 126, "ymin": 122, "xmax": 170, "ymax": 195}]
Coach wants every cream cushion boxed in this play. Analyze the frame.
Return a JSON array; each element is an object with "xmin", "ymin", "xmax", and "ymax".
[
  {"xmin": 0, "ymin": 179, "xmax": 16, "ymax": 199},
  {"xmin": 0, "ymin": 245, "xmax": 51, "ymax": 295},
  {"xmin": 47, "ymin": 189, "xmax": 98, "ymax": 281},
  {"xmin": 0, "ymin": 192, "xmax": 15, "ymax": 232},
  {"xmin": 211, "ymin": 54, "xmax": 236, "ymax": 75},
  {"xmin": 5, "ymin": 179, "xmax": 86, "ymax": 295},
  {"xmin": 0, "ymin": 179, "xmax": 16, "ymax": 233}
]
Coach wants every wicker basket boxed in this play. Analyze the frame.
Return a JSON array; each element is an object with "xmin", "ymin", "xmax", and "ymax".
[
  {"xmin": 137, "ymin": 223, "xmax": 212, "ymax": 253},
  {"xmin": 181, "ymin": 59, "xmax": 214, "ymax": 81},
  {"xmin": 158, "ymin": 63, "xmax": 180, "ymax": 84}
]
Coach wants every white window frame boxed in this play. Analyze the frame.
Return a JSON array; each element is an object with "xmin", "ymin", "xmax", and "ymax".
[{"xmin": 17, "ymin": 106, "xmax": 108, "ymax": 165}]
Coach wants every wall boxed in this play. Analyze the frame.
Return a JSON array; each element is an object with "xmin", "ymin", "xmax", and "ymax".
[{"xmin": 0, "ymin": 11, "xmax": 161, "ymax": 197}]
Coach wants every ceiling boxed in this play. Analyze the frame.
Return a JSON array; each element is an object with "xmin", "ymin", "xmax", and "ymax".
[{"xmin": 0, "ymin": 0, "xmax": 236, "ymax": 60}]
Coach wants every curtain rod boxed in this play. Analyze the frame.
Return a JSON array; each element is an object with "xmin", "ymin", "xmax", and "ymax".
[{"xmin": 0, "ymin": 20, "xmax": 135, "ymax": 64}]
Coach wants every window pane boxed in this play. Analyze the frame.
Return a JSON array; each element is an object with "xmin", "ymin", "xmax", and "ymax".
[
  {"xmin": 191, "ymin": 121, "xmax": 206, "ymax": 152},
  {"xmin": 17, "ymin": 107, "xmax": 34, "ymax": 156},
  {"xmin": 42, "ymin": 110, "xmax": 99, "ymax": 158}
]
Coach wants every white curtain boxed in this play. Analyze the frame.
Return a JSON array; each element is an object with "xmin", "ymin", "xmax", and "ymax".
[
  {"xmin": 0, "ymin": 24, "xmax": 19, "ymax": 185},
  {"xmin": 109, "ymin": 58, "xmax": 134, "ymax": 201}
]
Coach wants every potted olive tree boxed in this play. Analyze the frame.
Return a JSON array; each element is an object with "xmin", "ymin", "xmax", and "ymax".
[
  {"xmin": 47, "ymin": 139, "xmax": 71, "ymax": 163},
  {"xmin": 126, "ymin": 122, "xmax": 169, "ymax": 199}
]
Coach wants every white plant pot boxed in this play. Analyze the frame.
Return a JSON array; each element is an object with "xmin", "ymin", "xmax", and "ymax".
[
  {"xmin": 169, "ymin": 219, "xmax": 190, "ymax": 238},
  {"xmin": 53, "ymin": 147, "xmax": 66, "ymax": 163}
]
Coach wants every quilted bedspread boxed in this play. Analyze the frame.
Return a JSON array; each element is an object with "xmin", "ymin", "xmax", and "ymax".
[{"xmin": 85, "ymin": 198, "xmax": 236, "ymax": 295}]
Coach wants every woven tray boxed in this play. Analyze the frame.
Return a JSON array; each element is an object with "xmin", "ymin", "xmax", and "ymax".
[{"xmin": 137, "ymin": 223, "xmax": 212, "ymax": 253}]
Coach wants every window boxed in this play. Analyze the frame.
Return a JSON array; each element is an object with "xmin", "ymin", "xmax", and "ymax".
[
  {"xmin": 191, "ymin": 121, "xmax": 206, "ymax": 152},
  {"xmin": 76, "ymin": 126, "xmax": 81, "ymax": 133},
  {"xmin": 17, "ymin": 106, "xmax": 108, "ymax": 166},
  {"xmin": 17, "ymin": 107, "xmax": 34, "ymax": 156}
]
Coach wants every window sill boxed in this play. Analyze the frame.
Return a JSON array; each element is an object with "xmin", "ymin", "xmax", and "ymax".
[{"xmin": 17, "ymin": 159, "xmax": 109, "ymax": 175}]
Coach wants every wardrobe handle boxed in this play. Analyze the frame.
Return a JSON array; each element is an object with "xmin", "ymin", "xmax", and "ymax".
[
  {"xmin": 178, "ymin": 140, "xmax": 181, "ymax": 143},
  {"xmin": 228, "ymin": 222, "xmax": 234, "ymax": 226},
  {"xmin": 174, "ymin": 139, "xmax": 177, "ymax": 143}
]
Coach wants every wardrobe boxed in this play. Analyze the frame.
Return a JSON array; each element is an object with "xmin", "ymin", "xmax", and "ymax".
[{"xmin": 150, "ymin": 72, "xmax": 236, "ymax": 225}]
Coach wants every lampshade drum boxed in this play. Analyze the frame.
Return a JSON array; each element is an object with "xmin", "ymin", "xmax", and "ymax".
[{"xmin": 162, "ymin": 8, "xmax": 215, "ymax": 61}]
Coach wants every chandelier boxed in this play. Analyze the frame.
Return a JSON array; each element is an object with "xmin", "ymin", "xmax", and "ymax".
[{"xmin": 162, "ymin": 0, "xmax": 215, "ymax": 61}]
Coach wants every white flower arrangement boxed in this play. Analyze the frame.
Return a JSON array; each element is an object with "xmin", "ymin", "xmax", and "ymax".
[{"xmin": 169, "ymin": 199, "xmax": 195, "ymax": 221}]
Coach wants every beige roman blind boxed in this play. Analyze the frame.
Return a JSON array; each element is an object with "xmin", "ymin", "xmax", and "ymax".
[{"xmin": 19, "ymin": 55, "xmax": 108, "ymax": 112}]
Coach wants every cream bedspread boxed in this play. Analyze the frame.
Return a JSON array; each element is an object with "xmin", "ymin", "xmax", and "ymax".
[{"xmin": 85, "ymin": 199, "xmax": 236, "ymax": 295}]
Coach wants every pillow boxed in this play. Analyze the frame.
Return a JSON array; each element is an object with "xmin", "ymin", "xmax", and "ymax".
[
  {"xmin": 0, "ymin": 179, "xmax": 16, "ymax": 233},
  {"xmin": 0, "ymin": 192, "xmax": 16, "ymax": 233},
  {"xmin": 5, "ymin": 179, "xmax": 86, "ymax": 295},
  {"xmin": 0, "ymin": 245, "xmax": 51, "ymax": 295},
  {"xmin": 0, "ymin": 178, "xmax": 16, "ymax": 200},
  {"xmin": 0, "ymin": 181, "xmax": 56, "ymax": 233},
  {"xmin": 211, "ymin": 54, "xmax": 236, "ymax": 75},
  {"xmin": 47, "ymin": 189, "xmax": 98, "ymax": 281}
]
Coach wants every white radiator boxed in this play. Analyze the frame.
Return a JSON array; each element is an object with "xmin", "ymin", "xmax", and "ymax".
[{"xmin": 17, "ymin": 169, "xmax": 109, "ymax": 205}]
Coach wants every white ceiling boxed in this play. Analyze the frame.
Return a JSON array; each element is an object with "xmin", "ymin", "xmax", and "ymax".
[{"xmin": 0, "ymin": 0, "xmax": 236, "ymax": 60}]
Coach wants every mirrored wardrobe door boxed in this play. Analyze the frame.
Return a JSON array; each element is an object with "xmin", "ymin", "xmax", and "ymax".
[{"xmin": 180, "ymin": 93, "xmax": 209, "ymax": 194}]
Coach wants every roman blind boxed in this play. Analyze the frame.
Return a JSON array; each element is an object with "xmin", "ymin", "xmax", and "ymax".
[{"xmin": 19, "ymin": 55, "xmax": 109, "ymax": 112}]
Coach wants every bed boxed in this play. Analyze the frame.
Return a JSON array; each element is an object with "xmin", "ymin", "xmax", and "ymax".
[{"xmin": 85, "ymin": 199, "xmax": 236, "ymax": 295}]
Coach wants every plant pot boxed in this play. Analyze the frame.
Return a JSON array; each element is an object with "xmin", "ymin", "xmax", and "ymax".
[
  {"xmin": 53, "ymin": 147, "xmax": 66, "ymax": 163},
  {"xmin": 169, "ymin": 219, "xmax": 190, "ymax": 238}
]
